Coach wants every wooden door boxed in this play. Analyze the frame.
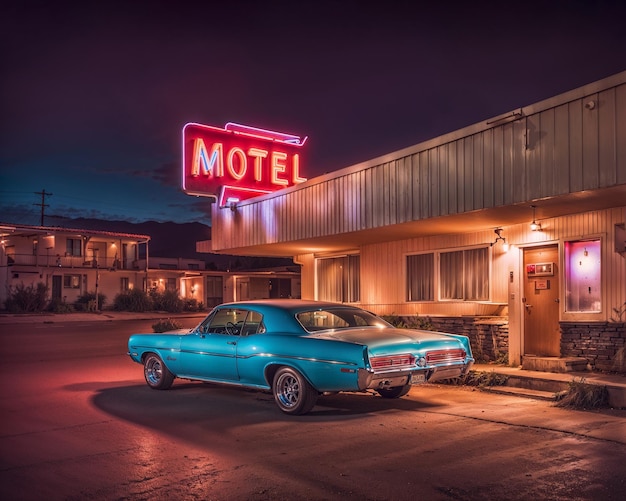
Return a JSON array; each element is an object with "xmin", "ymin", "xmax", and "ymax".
[
  {"xmin": 523, "ymin": 245, "xmax": 560, "ymax": 356},
  {"xmin": 52, "ymin": 275, "xmax": 62, "ymax": 300}
]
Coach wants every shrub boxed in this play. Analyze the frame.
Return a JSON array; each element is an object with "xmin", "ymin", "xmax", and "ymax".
[
  {"xmin": 74, "ymin": 291, "xmax": 107, "ymax": 311},
  {"xmin": 439, "ymin": 370, "xmax": 509, "ymax": 387},
  {"xmin": 48, "ymin": 298, "xmax": 74, "ymax": 313},
  {"xmin": 150, "ymin": 289, "xmax": 184, "ymax": 313},
  {"xmin": 4, "ymin": 282, "xmax": 48, "ymax": 313},
  {"xmin": 152, "ymin": 318, "xmax": 183, "ymax": 333},
  {"xmin": 381, "ymin": 314, "xmax": 435, "ymax": 331},
  {"xmin": 114, "ymin": 289, "xmax": 153, "ymax": 312},
  {"xmin": 184, "ymin": 298, "xmax": 203, "ymax": 312}
]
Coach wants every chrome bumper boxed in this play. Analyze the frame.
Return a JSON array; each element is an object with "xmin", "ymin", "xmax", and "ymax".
[{"xmin": 358, "ymin": 360, "xmax": 474, "ymax": 390}]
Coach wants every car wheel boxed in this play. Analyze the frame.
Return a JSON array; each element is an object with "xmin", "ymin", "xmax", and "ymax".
[
  {"xmin": 143, "ymin": 353, "xmax": 175, "ymax": 390},
  {"xmin": 377, "ymin": 384, "xmax": 411, "ymax": 399},
  {"xmin": 272, "ymin": 367, "xmax": 318, "ymax": 415}
]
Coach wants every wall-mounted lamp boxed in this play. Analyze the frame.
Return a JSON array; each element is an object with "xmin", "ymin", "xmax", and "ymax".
[
  {"xmin": 491, "ymin": 228, "xmax": 509, "ymax": 251},
  {"xmin": 530, "ymin": 205, "xmax": 541, "ymax": 231}
]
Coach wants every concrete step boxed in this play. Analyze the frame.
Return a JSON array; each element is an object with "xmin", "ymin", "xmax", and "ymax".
[
  {"xmin": 505, "ymin": 375, "xmax": 569, "ymax": 393},
  {"xmin": 482, "ymin": 385, "xmax": 564, "ymax": 401},
  {"xmin": 521, "ymin": 356, "xmax": 588, "ymax": 373},
  {"xmin": 472, "ymin": 365, "xmax": 626, "ymax": 408}
]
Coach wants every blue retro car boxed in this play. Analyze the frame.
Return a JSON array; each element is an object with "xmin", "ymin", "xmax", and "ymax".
[{"xmin": 128, "ymin": 300, "xmax": 474, "ymax": 415}]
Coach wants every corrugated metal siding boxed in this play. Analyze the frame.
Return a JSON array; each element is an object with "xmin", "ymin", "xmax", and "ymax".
[{"xmin": 212, "ymin": 77, "xmax": 625, "ymax": 251}]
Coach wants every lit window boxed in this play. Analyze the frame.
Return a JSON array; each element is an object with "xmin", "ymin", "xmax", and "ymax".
[
  {"xmin": 206, "ymin": 276, "xmax": 223, "ymax": 308},
  {"xmin": 440, "ymin": 247, "xmax": 489, "ymax": 301},
  {"xmin": 63, "ymin": 275, "xmax": 81, "ymax": 289},
  {"xmin": 166, "ymin": 278, "xmax": 177, "ymax": 291},
  {"xmin": 407, "ymin": 253, "xmax": 434, "ymax": 301},
  {"xmin": 564, "ymin": 239, "xmax": 601, "ymax": 312},
  {"xmin": 317, "ymin": 255, "xmax": 360, "ymax": 303},
  {"xmin": 66, "ymin": 238, "xmax": 82, "ymax": 257}
]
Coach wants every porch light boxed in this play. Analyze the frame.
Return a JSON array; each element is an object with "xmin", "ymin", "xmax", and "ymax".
[{"xmin": 530, "ymin": 205, "xmax": 542, "ymax": 231}]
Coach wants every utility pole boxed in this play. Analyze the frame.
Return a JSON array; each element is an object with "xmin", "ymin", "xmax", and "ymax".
[{"xmin": 33, "ymin": 189, "xmax": 52, "ymax": 226}]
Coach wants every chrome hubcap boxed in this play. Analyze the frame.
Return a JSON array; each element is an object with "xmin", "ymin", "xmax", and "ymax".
[
  {"xmin": 145, "ymin": 358, "xmax": 162, "ymax": 385},
  {"xmin": 277, "ymin": 373, "xmax": 299, "ymax": 408}
]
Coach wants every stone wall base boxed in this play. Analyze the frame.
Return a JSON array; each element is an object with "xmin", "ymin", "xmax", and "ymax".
[{"xmin": 561, "ymin": 322, "xmax": 626, "ymax": 373}]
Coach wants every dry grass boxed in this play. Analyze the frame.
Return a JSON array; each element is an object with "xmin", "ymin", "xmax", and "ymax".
[{"xmin": 555, "ymin": 378, "xmax": 609, "ymax": 409}]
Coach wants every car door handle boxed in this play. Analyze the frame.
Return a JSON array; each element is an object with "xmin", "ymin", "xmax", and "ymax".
[{"xmin": 227, "ymin": 341, "xmax": 237, "ymax": 345}]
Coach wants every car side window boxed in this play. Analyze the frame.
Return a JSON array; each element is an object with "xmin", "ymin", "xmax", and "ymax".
[
  {"xmin": 202, "ymin": 308, "xmax": 249, "ymax": 335},
  {"xmin": 241, "ymin": 311, "xmax": 265, "ymax": 336}
]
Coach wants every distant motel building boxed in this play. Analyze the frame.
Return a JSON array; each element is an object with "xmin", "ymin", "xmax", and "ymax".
[
  {"xmin": 0, "ymin": 226, "xmax": 300, "ymax": 310},
  {"xmin": 202, "ymin": 72, "xmax": 626, "ymax": 372}
]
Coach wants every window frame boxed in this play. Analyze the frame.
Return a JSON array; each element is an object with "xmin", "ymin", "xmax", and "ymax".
[
  {"xmin": 315, "ymin": 254, "xmax": 360, "ymax": 303},
  {"xmin": 561, "ymin": 235, "xmax": 606, "ymax": 322},
  {"xmin": 405, "ymin": 245, "xmax": 491, "ymax": 304},
  {"xmin": 66, "ymin": 238, "xmax": 82, "ymax": 257},
  {"xmin": 406, "ymin": 252, "xmax": 435, "ymax": 302},
  {"xmin": 63, "ymin": 274, "xmax": 81, "ymax": 289}
]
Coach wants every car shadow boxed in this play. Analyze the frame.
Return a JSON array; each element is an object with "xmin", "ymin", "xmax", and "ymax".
[{"xmin": 87, "ymin": 379, "xmax": 441, "ymax": 435}]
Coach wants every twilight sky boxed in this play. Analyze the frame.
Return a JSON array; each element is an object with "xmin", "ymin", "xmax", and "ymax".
[{"xmin": 1, "ymin": 0, "xmax": 625, "ymax": 226}]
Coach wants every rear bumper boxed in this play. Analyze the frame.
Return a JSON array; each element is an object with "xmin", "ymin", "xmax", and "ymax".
[
  {"xmin": 358, "ymin": 359, "xmax": 474, "ymax": 390},
  {"xmin": 428, "ymin": 359, "xmax": 474, "ymax": 382}
]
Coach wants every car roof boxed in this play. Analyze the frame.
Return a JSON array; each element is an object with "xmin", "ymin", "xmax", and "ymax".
[{"xmin": 217, "ymin": 299, "xmax": 363, "ymax": 314}]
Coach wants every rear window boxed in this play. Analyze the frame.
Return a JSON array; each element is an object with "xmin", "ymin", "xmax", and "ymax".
[{"xmin": 296, "ymin": 308, "xmax": 389, "ymax": 332}]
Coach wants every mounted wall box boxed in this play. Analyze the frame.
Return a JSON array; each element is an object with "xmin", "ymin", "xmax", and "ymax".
[{"xmin": 526, "ymin": 262, "xmax": 554, "ymax": 276}]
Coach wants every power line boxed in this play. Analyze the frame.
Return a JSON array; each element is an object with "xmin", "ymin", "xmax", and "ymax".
[{"xmin": 33, "ymin": 189, "xmax": 53, "ymax": 225}]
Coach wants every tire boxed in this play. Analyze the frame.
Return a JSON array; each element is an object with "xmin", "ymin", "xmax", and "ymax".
[
  {"xmin": 377, "ymin": 384, "xmax": 411, "ymax": 399},
  {"xmin": 272, "ymin": 367, "xmax": 318, "ymax": 415},
  {"xmin": 143, "ymin": 353, "xmax": 175, "ymax": 390}
]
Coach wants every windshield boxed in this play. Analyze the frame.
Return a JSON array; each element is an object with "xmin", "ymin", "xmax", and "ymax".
[{"xmin": 296, "ymin": 308, "xmax": 390, "ymax": 332}]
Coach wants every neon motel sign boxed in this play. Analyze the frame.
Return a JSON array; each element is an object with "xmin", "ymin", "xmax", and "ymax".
[{"xmin": 182, "ymin": 122, "xmax": 308, "ymax": 207}]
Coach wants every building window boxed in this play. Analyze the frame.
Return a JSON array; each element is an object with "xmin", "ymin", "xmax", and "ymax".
[
  {"xmin": 120, "ymin": 277, "xmax": 130, "ymax": 291},
  {"xmin": 440, "ymin": 247, "xmax": 489, "ymax": 301},
  {"xmin": 407, "ymin": 253, "xmax": 435, "ymax": 301},
  {"xmin": 66, "ymin": 238, "xmax": 82, "ymax": 257},
  {"xmin": 206, "ymin": 276, "xmax": 223, "ymax": 308},
  {"xmin": 188, "ymin": 263, "xmax": 200, "ymax": 270},
  {"xmin": 166, "ymin": 278, "xmax": 177, "ymax": 291},
  {"xmin": 317, "ymin": 255, "xmax": 360, "ymax": 303},
  {"xmin": 63, "ymin": 275, "xmax": 81, "ymax": 289},
  {"xmin": 564, "ymin": 239, "xmax": 601, "ymax": 312}
]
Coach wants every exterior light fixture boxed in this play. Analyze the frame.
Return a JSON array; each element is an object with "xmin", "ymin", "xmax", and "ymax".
[
  {"xmin": 530, "ymin": 205, "xmax": 541, "ymax": 231},
  {"xmin": 491, "ymin": 228, "xmax": 508, "ymax": 250}
]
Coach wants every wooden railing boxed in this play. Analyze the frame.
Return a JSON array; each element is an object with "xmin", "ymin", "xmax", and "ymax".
[{"xmin": 5, "ymin": 253, "xmax": 137, "ymax": 270}]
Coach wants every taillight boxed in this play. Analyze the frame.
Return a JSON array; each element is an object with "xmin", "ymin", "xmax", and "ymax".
[
  {"xmin": 425, "ymin": 349, "xmax": 466, "ymax": 364},
  {"xmin": 370, "ymin": 354, "xmax": 416, "ymax": 371}
]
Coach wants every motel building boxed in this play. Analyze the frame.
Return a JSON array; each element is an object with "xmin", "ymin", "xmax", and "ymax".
[
  {"xmin": 0, "ymin": 225, "xmax": 301, "ymax": 311},
  {"xmin": 197, "ymin": 71, "xmax": 626, "ymax": 373}
]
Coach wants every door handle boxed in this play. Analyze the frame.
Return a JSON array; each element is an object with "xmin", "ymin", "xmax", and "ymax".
[
  {"xmin": 525, "ymin": 304, "xmax": 533, "ymax": 308},
  {"xmin": 227, "ymin": 341, "xmax": 237, "ymax": 345}
]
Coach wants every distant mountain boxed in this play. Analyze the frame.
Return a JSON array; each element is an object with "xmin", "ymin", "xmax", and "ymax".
[{"xmin": 44, "ymin": 217, "xmax": 295, "ymax": 271}]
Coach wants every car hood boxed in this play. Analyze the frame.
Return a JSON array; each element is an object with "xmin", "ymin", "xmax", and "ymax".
[{"xmin": 310, "ymin": 327, "xmax": 466, "ymax": 354}]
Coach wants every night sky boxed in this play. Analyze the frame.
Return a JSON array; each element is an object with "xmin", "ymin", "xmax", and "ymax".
[{"xmin": 2, "ymin": 0, "xmax": 625, "ymax": 226}]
